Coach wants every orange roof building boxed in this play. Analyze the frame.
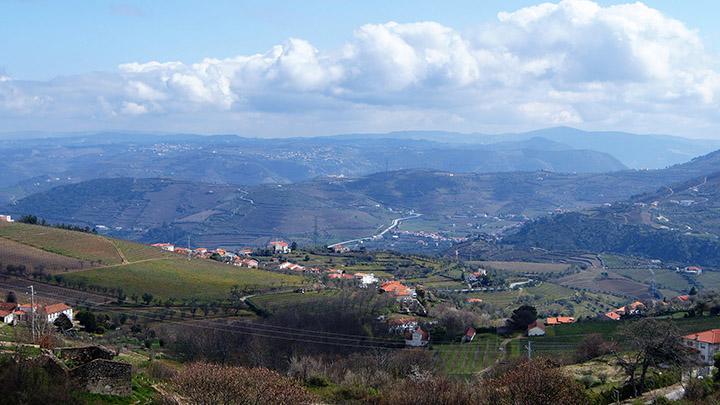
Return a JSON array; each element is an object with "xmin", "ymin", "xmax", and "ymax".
[
  {"xmin": 545, "ymin": 316, "xmax": 575, "ymax": 325},
  {"xmin": 683, "ymin": 329, "xmax": 720, "ymax": 365},
  {"xmin": 380, "ymin": 281, "xmax": 413, "ymax": 297}
]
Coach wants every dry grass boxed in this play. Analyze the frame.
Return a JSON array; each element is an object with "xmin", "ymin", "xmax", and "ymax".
[
  {"xmin": 0, "ymin": 222, "xmax": 123, "ymax": 265},
  {"xmin": 0, "ymin": 237, "xmax": 91, "ymax": 272}
]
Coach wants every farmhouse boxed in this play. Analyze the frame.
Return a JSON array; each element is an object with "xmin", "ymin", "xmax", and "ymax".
[
  {"xmin": 237, "ymin": 258, "xmax": 258, "ymax": 268},
  {"xmin": 42, "ymin": 303, "xmax": 74, "ymax": 323},
  {"xmin": 151, "ymin": 243, "xmax": 175, "ymax": 252},
  {"xmin": 0, "ymin": 214, "xmax": 14, "ymax": 222},
  {"xmin": 404, "ymin": 326, "xmax": 430, "ymax": 347},
  {"xmin": 603, "ymin": 311, "xmax": 622, "ymax": 321},
  {"xmin": 0, "ymin": 309, "xmax": 16, "ymax": 324},
  {"xmin": 527, "ymin": 320, "xmax": 546, "ymax": 336},
  {"xmin": 682, "ymin": 329, "xmax": 720, "ymax": 365},
  {"xmin": 279, "ymin": 262, "xmax": 304, "ymax": 271},
  {"xmin": 268, "ymin": 240, "xmax": 291, "ymax": 254},
  {"xmin": 682, "ymin": 266, "xmax": 703, "ymax": 275},
  {"xmin": 330, "ymin": 244, "xmax": 350, "ymax": 253},
  {"xmin": 545, "ymin": 316, "xmax": 575, "ymax": 325},
  {"xmin": 354, "ymin": 272, "xmax": 379, "ymax": 287},
  {"xmin": 380, "ymin": 281, "xmax": 414, "ymax": 298},
  {"xmin": 462, "ymin": 327, "xmax": 477, "ymax": 343}
]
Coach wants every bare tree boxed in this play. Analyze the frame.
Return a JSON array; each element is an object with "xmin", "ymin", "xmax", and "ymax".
[{"xmin": 613, "ymin": 318, "xmax": 695, "ymax": 397}]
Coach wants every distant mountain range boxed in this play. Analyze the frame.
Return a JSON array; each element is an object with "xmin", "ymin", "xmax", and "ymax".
[
  {"xmin": 3, "ymin": 127, "xmax": 720, "ymax": 206},
  {"xmin": 6, "ymin": 143, "xmax": 720, "ymax": 250}
]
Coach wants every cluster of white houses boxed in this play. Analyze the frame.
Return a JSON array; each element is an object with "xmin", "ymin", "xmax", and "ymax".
[{"xmin": 0, "ymin": 301, "xmax": 73, "ymax": 325}]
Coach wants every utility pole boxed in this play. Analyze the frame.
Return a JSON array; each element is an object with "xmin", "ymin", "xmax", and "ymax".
[
  {"xmin": 313, "ymin": 216, "xmax": 319, "ymax": 248},
  {"xmin": 525, "ymin": 340, "xmax": 532, "ymax": 359},
  {"xmin": 29, "ymin": 285, "xmax": 35, "ymax": 342},
  {"xmin": 187, "ymin": 235, "xmax": 192, "ymax": 261}
]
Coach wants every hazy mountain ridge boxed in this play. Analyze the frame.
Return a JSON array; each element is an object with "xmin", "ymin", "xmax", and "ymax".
[{"xmin": 0, "ymin": 131, "xmax": 630, "ymax": 204}]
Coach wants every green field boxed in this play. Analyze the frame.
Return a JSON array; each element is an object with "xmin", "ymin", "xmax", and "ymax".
[
  {"xmin": 0, "ymin": 222, "xmax": 123, "ymax": 265},
  {"xmin": 433, "ymin": 333, "xmax": 503, "ymax": 375},
  {"xmin": 64, "ymin": 257, "xmax": 305, "ymax": 302},
  {"xmin": 467, "ymin": 260, "xmax": 571, "ymax": 274},
  {"xmin": 113, "ymin": 239, "xmax": 169, "ymax": 262},
  {"xmin": 464, "ymin": 282, "xmax": 626, "ymax": 318},
  {"xmin": 508, "ymin": 315, "xmax": 720, "ymax": 358},
  {"xmin": 247, "ymin": 290, "xmax": 339, "ymax": 312}
]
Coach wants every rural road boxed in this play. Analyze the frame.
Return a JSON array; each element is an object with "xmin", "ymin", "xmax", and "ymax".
[{"xmin": 327, "ymin": 213, "xmax": 422, "ymax": 248}]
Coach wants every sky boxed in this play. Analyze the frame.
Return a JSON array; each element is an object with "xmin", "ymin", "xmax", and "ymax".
[{"xmin": 2, "ymin": 0, "xmax": 720, "ymax": 138}]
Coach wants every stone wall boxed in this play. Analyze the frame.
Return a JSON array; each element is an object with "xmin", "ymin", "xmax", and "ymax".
[
  {"xmin": 55, "ymin": 345, "xmax": 114, "ymax": 365},
  {"xmin": 69, "ymin": 359, "xmax": 132, "ymax": 397}
]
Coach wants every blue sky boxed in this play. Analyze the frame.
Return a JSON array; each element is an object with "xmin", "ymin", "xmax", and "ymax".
[
  {"xmin": 3, "ymin": 1, "xmax": 719, "ymax": 80},
  {"xmin": 1, "ymin": 1, "xmax": 720, "ymax": 137}
]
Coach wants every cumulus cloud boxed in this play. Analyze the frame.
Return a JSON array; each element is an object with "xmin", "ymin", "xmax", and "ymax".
[{"xmin": 2, "ymin": 0, "xmax": 720, "ymax": 137}]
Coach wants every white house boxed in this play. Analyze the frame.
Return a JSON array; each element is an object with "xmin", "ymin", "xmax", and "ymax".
[
  {"xmin": 404, "ymin": 326, "xmax": 430, "ymax": 347},
  {"xmin": 527, "ymin": 320, "xmax": 546, "ymax": 336},
  {"xmin": 268, "ymin": 240, "xmax": 291, "ymax": 254},
  {"xmin": 683, "ymin": 329, "xmax": 720, "ymax": 365},
  {"xmin": 0, "ymin": 309, "xmax": 16, "ymax": 325},
  {"xmin": 42, "ymin": 303, "xmax": 73, "ymax": 323},
  {"xmin": 151, "ymin": 243, "xmax": 175, "ymax": 252},
  {"xmin": 354, "ymin": 272, "xmax": 379, "ymax": 287},
  {"xmin": 0, "ymin": 215, "xmax": 13, "ymax": 222}
]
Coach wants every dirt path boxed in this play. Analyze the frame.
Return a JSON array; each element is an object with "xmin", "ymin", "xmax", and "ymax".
[
  {"xmin": 105, "ymin": 237, "xmax": 129, "ymax": 264},
  {"xmin": 477, "ymin": 335, "xmax": 520, "ymax": 375}
]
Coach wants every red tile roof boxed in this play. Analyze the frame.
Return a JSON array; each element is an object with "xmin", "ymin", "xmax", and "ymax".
[
  {"xmin": 0, "ymin": 302, "xmax": 16, "ymax": 311},
  {"xmin": 684, "ymin": 329, "xmax": 720, "ymax": 345},
  {"xmin": 0, "ymin": 310, "xmax": 12, "ymax": 317},
  {"xmin": 43, "ymin": 303, "xmax": 71, "ymax": 314},
  {"xmin": 605, "ymin": 311, "xmax": 621, "ymax": 321},
  {"xmin": 546, "ymin": 316, "xmax": 575, "ymax": 325},
  {"xmin": 465, "ymin": 327, "xmax": 477, "ymax": 337},
  {"xmin": 380, "ymin": 281, "xmax": 412, "ymax": 297}
]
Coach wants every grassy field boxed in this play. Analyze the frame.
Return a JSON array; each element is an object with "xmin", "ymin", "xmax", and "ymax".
[
  {"xmin": 467, "ymin": 260, "xmax": 571, "ymax": 274},
  {"xmin": 113, "ymin": 239, "xmax": 169, "ymax": 262},
  {"xmin": 64, "ymin": 257, "xmax": 305, "ymax": 302},
  {"xmin": 0, "ymin": 222, "xmax": 123, "ymax": 265},
  {"xmin": 433, "ymin": 333, "xmax": 503, "ymax": 375},
  {"xmin": 508, "ymin": 315, "xmax": 720, "ymax": 359},
  {"xmin": 558, "ymin": 268, "xmax": 652, "ymax": 299},
  {"xmin": 247, "ymin": 290, "xmax": 339, "ymax": 312},
  {"xmin": 464, "ymin": 282, "xmax": 626, "ymax": 318}
]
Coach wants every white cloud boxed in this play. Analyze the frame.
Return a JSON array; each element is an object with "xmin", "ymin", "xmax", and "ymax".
[
  {"xmin": 2, "ymin": 0, "xmax": 720, "ymax": 137},
  {"xmin": 120, "ymin": 101, "xmax": 148, "ymax": 115}
]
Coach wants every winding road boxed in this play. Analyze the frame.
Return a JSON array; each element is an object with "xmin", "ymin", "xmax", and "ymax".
[{"xmin": 327, "ymin": 213, "xmax": 422, "ymax": 248}]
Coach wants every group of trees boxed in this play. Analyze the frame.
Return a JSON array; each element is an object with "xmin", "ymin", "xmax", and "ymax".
[{"xmin": 17, "ymin": 215, "xmax": 97, "ymax": 234}]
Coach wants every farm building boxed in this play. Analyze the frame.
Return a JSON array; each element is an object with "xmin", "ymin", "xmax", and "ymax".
[
  {"xmin": 404, "ymin": 326, "xmax": 430, "ymax": 347},
  {"xmin": 683, "ymin": 329, "xmax": 720, "ymax": 365},
  {"xmin": 527, "ymin": 320, "xmax": 546, "ymax": 336}
]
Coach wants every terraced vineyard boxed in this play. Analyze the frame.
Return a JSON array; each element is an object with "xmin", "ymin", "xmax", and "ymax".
[{"xmin": 433, "ymin": 333, "xmax": 503, "ymax": 375}]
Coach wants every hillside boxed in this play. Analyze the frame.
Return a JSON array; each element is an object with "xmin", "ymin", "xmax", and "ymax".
[
  {"xmin": 0, "ymin": 221, "xmax": 304, "ymax": 302},
  {"xmin": 499, "ymin": 172, "xmax": 720, "ymax": 266},
  {"xmin": 7, "ymin": 142, "xmax": 720, "ymax": 249}
]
